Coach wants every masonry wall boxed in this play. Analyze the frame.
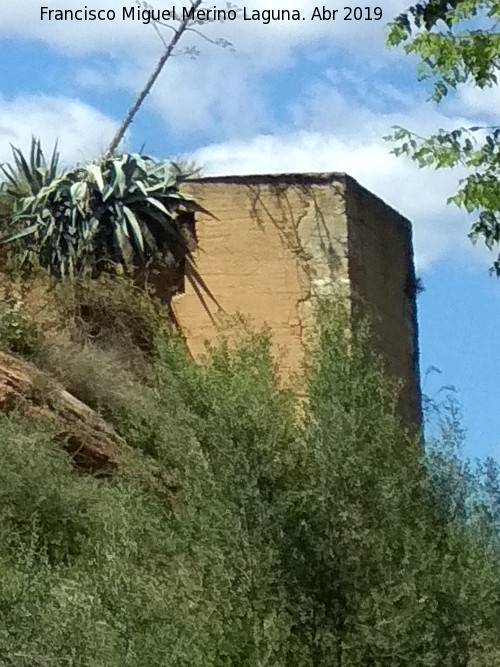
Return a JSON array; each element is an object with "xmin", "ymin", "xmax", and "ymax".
[
  {"xmin": 177, "ymin": 176, "xmax": 349, "ymax": 378},
  {"xmin": 343, "ymin": 175, "xmax": 422, "ymax": 426},
  {"xmin": 173, "ymin": 173, "xmax": 420, "ymax": 426}
]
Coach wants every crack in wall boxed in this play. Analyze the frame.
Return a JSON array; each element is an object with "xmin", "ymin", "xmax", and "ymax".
[
  {"xmin": 244, "ymin": 180, "xmax": 352, "ymax": 364},
  {"xmin": 177, "ymin": 175, "xmax": 420, "ymax": 429}
]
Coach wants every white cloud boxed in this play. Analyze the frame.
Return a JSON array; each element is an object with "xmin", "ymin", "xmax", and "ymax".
[
  {"xmin": 456, "ymin": 80, "xmax": 500, "ymax": 120},
  {"xmin": 190, "ymin": 71, "xmax": 483, "ymax": 273},
  {"xmin": 0, "ymin": 1, "xmax": 489, "ymax": 273},
  {"xmin": 0, "ymin": 0, "xmax": 408, "ymax": 60},
  {"xmin": 0, "ymin": 0, "xmax": 412, "ymax": 141},
  {"xmin": 0, "ymin": 1, "xmax": 151, "ymax": 56},
  {"xmin": 77, "ymin": 47, "xmax": 269, "ymax": 138},
  {"xmin": 0, "ymin": 95, "xmax": 118, "ymax": 166}
]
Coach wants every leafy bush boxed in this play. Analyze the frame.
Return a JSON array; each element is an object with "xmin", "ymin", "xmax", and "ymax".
[
  {"xmin": 0, "ymin": 191, "xmax": 13, "ymax": 235},
  {"xmin": 0, "ymin": 298, "xmax": 499, "ymax": 666},
  {"xmin": 53, "ymin": 273, "xmax": 169, "ymax": 355},
  {"xmin": 0, "ymin": 299, "xmax": 40, "ymax": 357},
  {"xmin": 277, "ymin": 300, "xmax": 500, "ymax": 666},
  {"xmin": 0, "ymin": 416, "xmax": 93, "ymax": 565}
]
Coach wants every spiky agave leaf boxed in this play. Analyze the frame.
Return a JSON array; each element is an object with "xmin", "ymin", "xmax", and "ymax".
[
  {"xmin": 0, "ymin": 137, "xmax": 60, "ymax": 199},
  {"xmin": 1, "ymin": 149, "xmax": 214, "ymax": 305}
]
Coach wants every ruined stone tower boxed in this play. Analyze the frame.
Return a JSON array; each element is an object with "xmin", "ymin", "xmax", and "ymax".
[{"xmin": 169, "ymin": 172, "xmax": 421, "ymax": 427}]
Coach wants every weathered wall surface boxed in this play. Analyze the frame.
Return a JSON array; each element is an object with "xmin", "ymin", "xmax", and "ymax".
[
  {"xmin": 344, "ymin": 175, "xmax": 422, "ymax": 426},
  {"xmin": 177, "ymin": 176, "xmax": 350, "ymax": 378},
  {"xmin": 173, "ymin": 173, "xmax": 420, "ymax": 426}
]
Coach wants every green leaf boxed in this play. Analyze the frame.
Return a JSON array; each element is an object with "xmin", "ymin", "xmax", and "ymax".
[
  {"xmin": 123, "ymin": 204, "xmax": 145, "ymax": 257},
  {"xmin": 70, "ymin": 182, "xmax": 88, "ymax": 206},
  {"xmin": 1, "ymin": 224, "xmax": 39, "ymax": 244},
  {"xmin": 145, "ymin": 196, "xmax": 171, "ymax": 217},
  {"xmin": 1, "ymin": 147, "xmax": 210, "ymax": 288},
  {"xmin": 87, "ymin": 164, "xmax": 105, "ymax": 194}
]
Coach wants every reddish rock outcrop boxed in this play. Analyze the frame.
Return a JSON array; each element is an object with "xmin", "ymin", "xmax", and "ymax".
[{"xmin": 0, "ymin": 351, "xmax": 125, "ymax": 474}]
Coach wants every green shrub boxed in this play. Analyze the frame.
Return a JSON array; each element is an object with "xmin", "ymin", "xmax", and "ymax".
[
  {"xmin": 53, "ymin": 273, "xmax": 169, "ymax": 355},
  {"xmin": 0, "ymin": 416, "xmax": 95, "ymax": 565},
  {"xmin": 277, "ymin": 299, "xmax": 500, "ymax": 666},
  {"xmin": 149, "ymin": 328, "xmax": 299, "ymax": 664},
  {"xmin": 0, "ymin": 191, "xmax": 13, "ymax": 234},
  {"xmin": 0, "ymin": 297, "xmax": 499, "ymax": 666},
  {"xmin": 0, "ymin": 299, "xmax": 40, "ymax": 357}
]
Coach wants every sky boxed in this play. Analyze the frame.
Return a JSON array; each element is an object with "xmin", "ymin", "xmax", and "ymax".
[{"xmin": 1, "ymin": 0, "xmax": 499, "ymax": 460}]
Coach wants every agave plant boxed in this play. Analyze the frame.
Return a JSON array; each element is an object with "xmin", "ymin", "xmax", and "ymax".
[
  {"xmin": 0, "ymin": 142, "xmax": 212, "ymax": 296},
  {"xmin": 0, "ymin": 137, "xmax": 60, "ymax": 199},
  {"xmin": 0, "ymin": 138, "xmax": 60, "ymax": 240}
]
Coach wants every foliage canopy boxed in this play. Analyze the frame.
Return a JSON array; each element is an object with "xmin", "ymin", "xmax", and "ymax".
[
  {"xmin": 387, "ymin": 0, "xmax": 500, "ymax": 273},
  {"xmin": 0, "ymin": 298, "xmax": 499, "ymax": 665}
]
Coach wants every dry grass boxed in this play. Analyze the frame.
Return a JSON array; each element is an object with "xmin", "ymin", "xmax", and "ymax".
[
  {"xmin": 32, "ymin": 331, "xmax": 147, "ymax": 418},
  {"xmin": 53, "ymin": 274, "xmax": 170, "ymax": 354},
  {"xmin": 0, "ymin": 266, "xmax": 169, "ymax": 435}
]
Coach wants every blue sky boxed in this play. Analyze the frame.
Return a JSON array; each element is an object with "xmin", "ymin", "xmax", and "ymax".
[{"xmin": 1, "ymin": 1, "xmax": 499, "ymax": 460}]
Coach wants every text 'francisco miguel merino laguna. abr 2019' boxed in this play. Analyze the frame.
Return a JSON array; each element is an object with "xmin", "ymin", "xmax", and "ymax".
[{"xmin": 40, "ymin": 5, "xmax": 383, "ymax": 24}]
